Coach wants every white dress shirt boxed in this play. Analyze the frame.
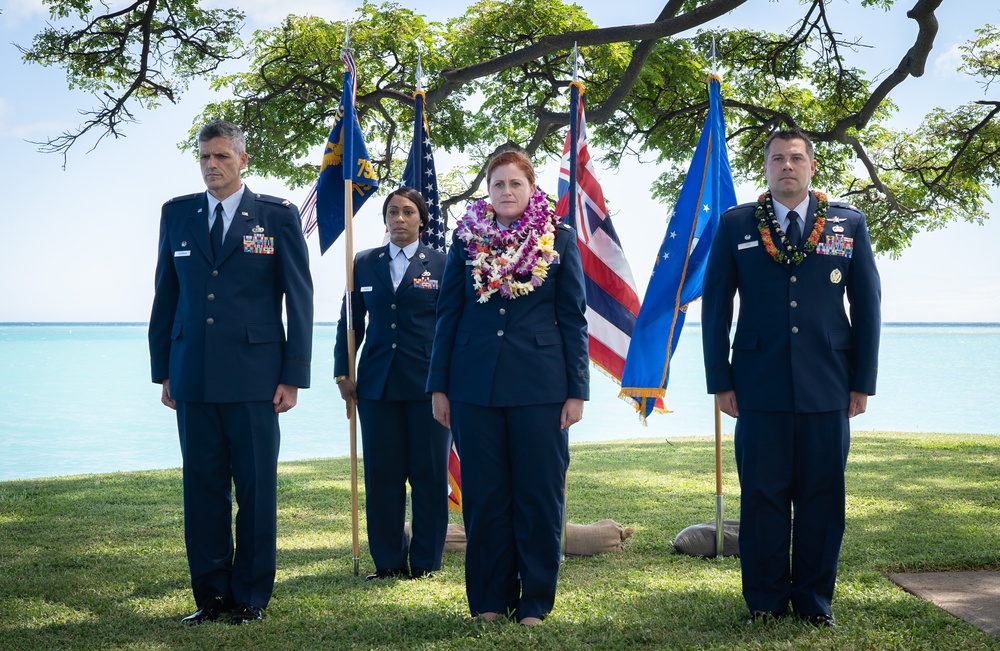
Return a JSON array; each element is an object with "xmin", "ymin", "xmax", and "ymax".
[{"xmin": 388, "ymin": 240, "xmax": 419, "ymax": 290}]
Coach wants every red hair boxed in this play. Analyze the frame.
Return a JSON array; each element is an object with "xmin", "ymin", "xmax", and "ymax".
[{"xmin": 486, "ymin": 150, "xmax": 535, "ymax": 187}]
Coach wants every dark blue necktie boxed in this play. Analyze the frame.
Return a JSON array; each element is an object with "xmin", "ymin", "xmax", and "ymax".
[
  {"xmin": 211, "ymin": 203, "xmax": 224, "ymax": 258},
  {"xmin": 786, "ymin": 210, "xmax": 801, "ymax": 248}
]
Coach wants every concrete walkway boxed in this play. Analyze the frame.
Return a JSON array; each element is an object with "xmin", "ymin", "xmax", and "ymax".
[{"xmin": 888, "ymin": 572, "xmax": 1000, "ymax": 641}]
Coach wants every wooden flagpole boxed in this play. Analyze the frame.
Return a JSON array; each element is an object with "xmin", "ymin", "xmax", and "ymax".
[
  {"xmin": 341, "ymin": 25, "xmax": 361, "ymax": 577},
  {"xmin": 560, "ymin": 43, "xmax": 583, "ymax": 561},
  {"xmin": 714, "ymin": 400, "xmax": 724, "ymax": 558},
  {"xmin": 346, "ymin": 182, "xmax": 359, "ymax": 577},
  {"xmin": 710, "ymin": 35, "xmax": 725, "ymax": 561}
]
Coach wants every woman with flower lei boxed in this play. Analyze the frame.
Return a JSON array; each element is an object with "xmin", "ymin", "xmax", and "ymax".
[
  {"xmin": 427, "ymin": 150, "xmax": 589, "ymax": 626},
  {"xmin": 456, "ymin": 189, "xmax": 559, "ymax": 303}
]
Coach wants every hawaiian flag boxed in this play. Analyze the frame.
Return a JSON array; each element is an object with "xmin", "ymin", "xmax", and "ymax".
[
  {"xmin": 555, "ymin": 81, "xmax": 641, "ymax": 385},
  {"xmin": 314, "ymin": 50, "xmax": 379, "ymax": 254},
  {"xmin": 619, "ymin": 75, "xmax": 737, "ymax": 421},
  {"xmin": 401, "ymin": 90, "xmax": 446, "ymax": 251}
]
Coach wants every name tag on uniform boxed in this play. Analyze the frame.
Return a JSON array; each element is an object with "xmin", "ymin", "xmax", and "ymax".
[
  {"xmin": 360, "ymin": 286, "xmax": 373, "ymax": 292},
  {"xmin": 738, "ymin": 241, "xmax": 759, "ymax": 250},
  {"xmin": 174, "ymin": 250, "xmax": 191, "ymax": 257}
]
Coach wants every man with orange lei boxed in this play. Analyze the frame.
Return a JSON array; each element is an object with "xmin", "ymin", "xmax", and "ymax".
[{"xmin": 702, "ymin": 127, "xmax": 881, "ymax": 628}]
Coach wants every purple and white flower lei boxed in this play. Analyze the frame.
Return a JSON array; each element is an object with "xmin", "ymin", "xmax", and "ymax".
[{"xmin": 455, "ymin": 189, "xmax": 561, "ymax": 302}]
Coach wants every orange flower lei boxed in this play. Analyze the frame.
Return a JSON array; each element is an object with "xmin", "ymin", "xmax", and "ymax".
[{"xmin": 755, "ymin": 190, "xmax": 827, "ymax": 266}]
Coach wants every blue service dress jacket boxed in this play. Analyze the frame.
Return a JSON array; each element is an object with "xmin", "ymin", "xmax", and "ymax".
[
  {"xmin": 334, "ymin": 242, "xmax": 446, "ymax": 398},
  {"xmin": 426, "ymin": 222, "xmax": 590, "ymax": 405},
  {"xmin": 333, "ymin": 241, "xmax": 451, "ymax": 573},
  {"xmin": 149, "ymin": 187, "xmax": 314, "ymax": 399},
  {"xmin": 702, "ymin": 192, "xmax": 881, "ymax": 411}
]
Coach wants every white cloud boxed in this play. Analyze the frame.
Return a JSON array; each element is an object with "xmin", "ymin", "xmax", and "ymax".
[
  {"xmin": 2, "ymin": 0, "xmax": 49, "ymax": 24},
  {"xmin": 0, "ymin": 93, "xmax": 78, "ymax": 140},
  {"xmin": 932, "ymin": 43, "xmax": 965, "ymax": 79},
  {"xmin": 2, "ymin": 119, "xmax": 79, "ymax": 140}
]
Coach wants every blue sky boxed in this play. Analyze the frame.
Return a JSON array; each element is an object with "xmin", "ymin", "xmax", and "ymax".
[{"xmin": 1, "ymin": 0, "xmax": 997, "ymax": 322}]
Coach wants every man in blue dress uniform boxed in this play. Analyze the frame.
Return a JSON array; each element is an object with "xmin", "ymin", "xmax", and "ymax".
[
  {"xmin": 702, "ymin": 127, "xmax": 881, "ymax": 627},
  {"xmin": 148, "ymin": 120, "xmax": 313, "ymax": 626}
]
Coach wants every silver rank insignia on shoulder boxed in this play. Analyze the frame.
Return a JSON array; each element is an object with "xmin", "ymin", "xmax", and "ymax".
[{"xmin": 830, "ymin": 268, "xmax": 843, "ymax": 284}]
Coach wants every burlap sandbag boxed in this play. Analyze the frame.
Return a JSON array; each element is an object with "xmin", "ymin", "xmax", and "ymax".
[
  {"xmin": 440, "ymin": 520, "xmax": 633, "ymax": 556},
  {"xmin": 444, "ymin": 523, "xmax": 467, "ymax": 552},
  {"xmin": 673, "ymin": 519, "xmax": 740, "ymax": 557},
  {"xmin": 402, "ymin": 522, "xmax": 469, "ymax": 552},
  {"xmin": 564, "ymin": 519, "xmax": 634, "ymax": 557}
]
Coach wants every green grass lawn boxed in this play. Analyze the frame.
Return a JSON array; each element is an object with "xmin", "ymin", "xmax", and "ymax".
[{"xmin": 1, "ymin": 432, "xmax": 999, "ymax": 650}]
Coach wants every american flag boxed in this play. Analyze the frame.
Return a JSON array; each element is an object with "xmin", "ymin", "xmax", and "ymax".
[
  {"xmin": 401, "ymin": 90, "xmax": 446, "ymax": 251},
  {"xmin": 446, "ymin": 441, "xmax": 462, "ymax": 513},
  {"xmin": 555, "ymin": 82, "xmax": 641, "ymax": 385},
  {"xmin": 403, "ymin": 88, "xmax": 459, "ymax": 510},
  {"xmin": 299, "ymin": 180, "xmax": 318, "ymax": 237}
]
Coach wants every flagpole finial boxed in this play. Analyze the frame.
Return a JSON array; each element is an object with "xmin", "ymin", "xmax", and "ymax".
[
  {"xmin": 340, "ymin": 21, "xmax": 353, "ymax": 61},
  {"xmin": 711, "ymin": 34, "xmax": 718, "ymax": 76},
  {"xmin": 568, "ymin": 42, "xmax": 586, "ymax": 83},
  {"xmin": 416, "ymin": 51, "xmax": 424, "ymax": 92}
]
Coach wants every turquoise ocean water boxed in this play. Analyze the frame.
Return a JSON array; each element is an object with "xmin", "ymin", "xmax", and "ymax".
[{"xmin": 1, "ymin": 323, "xmax": 997, "ymax": 482}]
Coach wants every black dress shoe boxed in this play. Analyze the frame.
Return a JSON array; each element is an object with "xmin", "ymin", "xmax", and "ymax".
[
  {"xmin": 365, "ymin": 568, "xmax": 409, "ymax": 581},
  {"xmin": 747, "ymin": 610, "xmax": 788, "ymax": 625},
  {"xmin": 798, "ymin": 613, "xmax": 836, "ymax": 627},
  {"xmin": 181, "ymin": 596, "xmax": 231, "ymax": 625},
  {"xmin": 410, "ymin": 567, "xmax": 435, "ymax": 579},
  {"xmin": 230, "ymin": 603, "xmax": 265, "ymax": 626}
]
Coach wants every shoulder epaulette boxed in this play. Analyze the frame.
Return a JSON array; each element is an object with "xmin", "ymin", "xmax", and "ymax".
[
  {"xmin": 722, "ymin": 201, "xmax": 755, "ymax": 216},
  {"xmin": 255, "ymin": 193, "xmax": 293, "ymax": 208},
  {"xmin": 164, "ymin": 192, "xmax": 202, "ymax": 205},
  {"xmin": 829, "ymin": 201, "xmax": 862, "ymax": 212}
]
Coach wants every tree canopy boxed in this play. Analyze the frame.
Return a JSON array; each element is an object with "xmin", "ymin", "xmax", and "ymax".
[{"xmin": 18, "ymin": 0, "xmax": 1000, "ymax": 256}]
